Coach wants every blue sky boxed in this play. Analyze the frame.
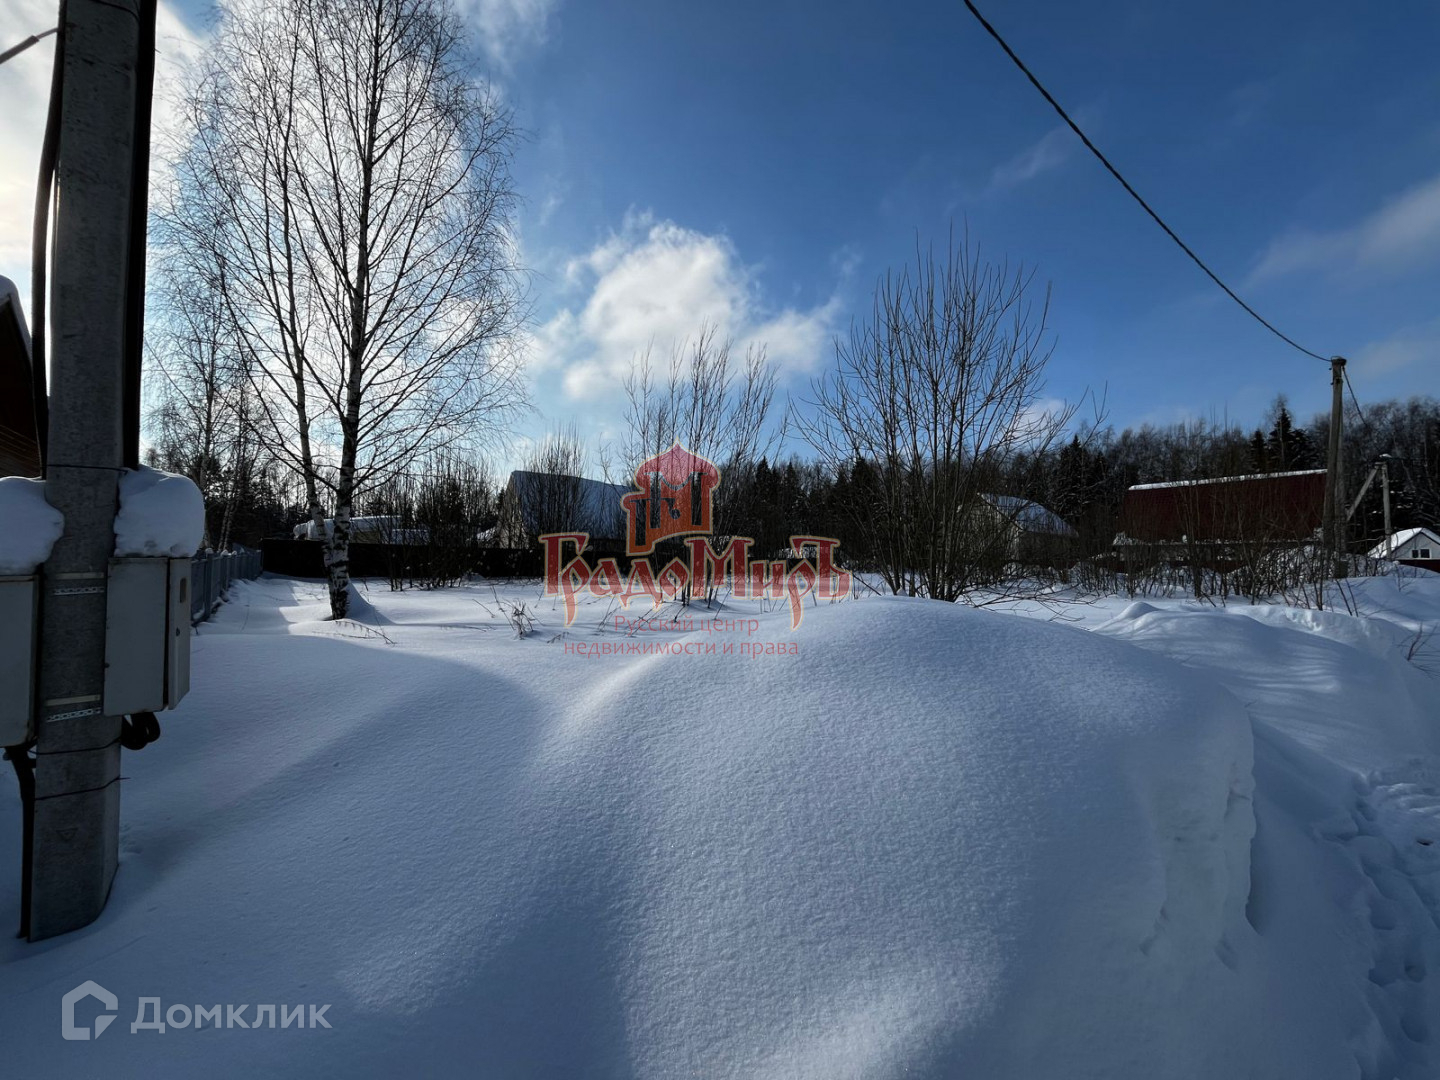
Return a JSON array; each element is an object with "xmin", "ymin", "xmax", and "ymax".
[
  {"xmin": 3, "ymin": 0, "xmax": 1438, "ymax": 464},
  {"xmin": 502, "ymin": 0, "xmax": 1440, "ymax": 447}
]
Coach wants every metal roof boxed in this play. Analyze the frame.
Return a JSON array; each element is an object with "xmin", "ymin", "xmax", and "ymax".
[
  {"xmin": 979, "ymin": 494, "xmax": 1078, "ymax": 538},
  {"xmin": 506, "ymin": 470, "xmax": 631, "ymax": 538}
]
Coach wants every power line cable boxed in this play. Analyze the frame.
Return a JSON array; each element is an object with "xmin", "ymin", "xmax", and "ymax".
[
  {"xmin": 960, "ymin": 0, "xmax": 1331, "ymax": 365},
  {"xmin": 0, "ymin": 27, "xmax": 55, "ymax": 66},
  {"xmin": 1342, "ymin": 366, "xmax": 1375, "ymax": 444}
]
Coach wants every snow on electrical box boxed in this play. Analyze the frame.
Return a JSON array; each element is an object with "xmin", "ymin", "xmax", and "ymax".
[
  {"xmin": 113, "ymin": 466, "xmax": 205, "ymax": 558},
  {"xmin": 105, "ymin": 467, "xmax": 201, "ymax": 714},
  {"xmin": 0, "ymin": 476, "xmax": 64, "ymax": 575}
]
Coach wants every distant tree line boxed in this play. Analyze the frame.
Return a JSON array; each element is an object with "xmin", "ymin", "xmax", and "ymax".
[
  {"xmin": 1007, "ymin": 395, "xmax": 1440, "ymax": 558},
  {"xmin": 694, "ymin": 392, "xmax": 1440, "ymax": 573},
  {"xmin": 144, "ymin": 127, "xmax": 1437, "ymax": 607}
]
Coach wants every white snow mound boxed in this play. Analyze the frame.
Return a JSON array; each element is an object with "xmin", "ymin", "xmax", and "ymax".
[
  {"xmin": 512, "ymin": 600, "xmax": 1260, "ymax": 1078},
  {"xmin": 113, "ymin": 465, "xmax": 205, "ymax": 557},
  {"xmin": 0, "ymin": 476, "xmax": 63, "ymax": 574},
  {"xmin": 0, "ymin": 591, "xmax": 1261, "ymax": 1078}
]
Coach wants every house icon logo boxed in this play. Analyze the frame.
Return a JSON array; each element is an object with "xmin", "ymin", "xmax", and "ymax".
[
  {"xmin": 620, "ymin": 442, "xmax": 721, "ymax": 555},
  {"xmin": 62, "ymin": 980, "xmax": 118, "ymax": 1041}
]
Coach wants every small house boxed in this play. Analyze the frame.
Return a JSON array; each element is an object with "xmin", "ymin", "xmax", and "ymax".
[
  {"xmin": 1368, "ymin": 527, "xmax": 1440, "ymax": 573},
  {"xmin": 495, "ymin": 471, "xmax": 630, "ymax": 549}
]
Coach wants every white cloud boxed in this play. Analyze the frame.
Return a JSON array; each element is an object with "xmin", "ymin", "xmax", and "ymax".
[
  {"xmin": 535, "ymin": 190, "xmax": 563, "ymax": 226},
  {"xmin": 1354, "ymin": 317, "xmax": 1440, "ymax": 378},
  {"xmin": 152, "ymin": 5, "xmax": 207, "ymax": 130},
  {"xmin": 830, "ymin": 243, "xmax": 863, "ymax": 280},
  {"xmin": 989, "ymin": 124, "xmax": 1075, "ymax": 191},
  {"xmin": 459, "ymin": 0, "xmax": 557, "ymax": 71},
  {"xmin": 1251, "ymin": 171, "xmax": 1440, "ymax": 282},
  {"xmin": 1225, "ymin": 79, "xmax": 1274, "ymax": 129},
  {"xmin": 1012, "ymin": 395, "xmax": 1072, "ymax": 446},
  {"xmin": 529, "ymin": 212, "xmax": 842, "ymax": 403}
]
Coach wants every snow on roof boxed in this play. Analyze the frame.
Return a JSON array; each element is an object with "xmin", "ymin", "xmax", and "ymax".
[
  {"xmin": 294, "ymin": 517, "xmax": 431, "ymax": 544},
  {"xmin": 980, "ymin": 493, "xmax": 1078, "ymax": 537},
  {"xmin": 1367, "ymin": 526, "xmax": 1440, "ymax": 560},
  {"xmin": 506, "ymin": 470, "xmax": 630, "ymax": 537},
  {"xmin": 0, "ymin": 476, "xmax": 63, "ymax": 574},
  {"xmin": 1128, "ymin": 469, "xmax": 1325, "ymax": 492}
]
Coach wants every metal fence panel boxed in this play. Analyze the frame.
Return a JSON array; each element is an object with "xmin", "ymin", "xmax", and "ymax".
[{"xmin": 189, "ymin": 547, "xmax": 263, "ymax": 626}]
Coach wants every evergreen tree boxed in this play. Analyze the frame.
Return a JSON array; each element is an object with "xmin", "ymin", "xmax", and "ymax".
[
  {"xmin": 1264, "ymin": 398, "xmax": 1318, "ymax": 471},
  {"xmin": 1248, "ymin": 429, "xmax": 1268, "ymax": 473}
]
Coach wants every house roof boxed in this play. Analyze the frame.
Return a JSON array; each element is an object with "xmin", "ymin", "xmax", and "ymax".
[
  {"xmin": 1367, "ymin": 527, "xmax": 1440, "ymax": 560},
  {"xmin": 506, "ymin": 470, "xmax": 631, "ymax": 538},
  {"xmin": 980, "ymin": 494, "xmax": 1077, "ymax": 538},
  {"xmin": 1128, "ymin": 468, "xmax": 1325, "ymax": 492}
]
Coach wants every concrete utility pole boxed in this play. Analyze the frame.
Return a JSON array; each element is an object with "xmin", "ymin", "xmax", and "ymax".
[
  {"xmin": 1380, "ymin": 456, "xmax": 1393, "ymax": 558},
  {"xmin": 27, "ymin": 0, "xmax": 146, "ymax": 940},
  {"xmin": 1321, "ymin": 356, "xmax": 1346, "ymax": 558}
]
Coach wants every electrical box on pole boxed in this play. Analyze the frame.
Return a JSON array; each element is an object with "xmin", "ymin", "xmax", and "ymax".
[
  {"xmin": 0, "ymin": 577, "xmax": 39, "ymax": 746},
  {"xmin": 103, "ymin": 557, "xmax": 192, "ymax": 715}
]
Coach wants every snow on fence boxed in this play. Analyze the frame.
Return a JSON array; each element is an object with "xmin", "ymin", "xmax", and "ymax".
[{"xmin": 190, "ymin": 547, "xmax": 263, "ymax": 624}]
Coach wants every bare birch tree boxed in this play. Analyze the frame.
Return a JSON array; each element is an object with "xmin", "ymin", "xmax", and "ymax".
[
  {"xmin": 609, "ymin": 324, "xmax": 778, "ymax": 605},
  {"xmin": 163, "ymin": 0, "xmax": 527, "ymax": 618},
  {"xmin": 618, "ymin": 322, "xmax": 778, "ymax": 537},
  {"xmin": 145, "ymin": 238, "xmax": 268, "ymax": 550}
]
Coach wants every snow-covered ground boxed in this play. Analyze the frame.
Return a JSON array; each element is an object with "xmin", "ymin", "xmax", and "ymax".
[{"xmin": 1, "ymin": 573, "xmax": 1437, "ymax": 1077}]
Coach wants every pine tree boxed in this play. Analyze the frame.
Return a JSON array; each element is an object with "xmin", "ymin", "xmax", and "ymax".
[
  {"xmin": 1287, "ymin": 426, "xmax": 1318, "ymax": 470},
  {"xmin": 1266, "ymin": 399, "xmax": 1319, "ymax": 471},
  {"xmin": 1249, "ymin": 429, "xmax": 1268, "ymax": 473}
]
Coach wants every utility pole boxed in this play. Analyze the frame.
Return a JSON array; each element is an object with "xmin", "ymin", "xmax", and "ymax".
[
  {"xmin": 1321, "ymin": 356, "xmax": 1346, "ymax": 560},
  {"xmin": 1380, "ymin": 455, "xmax": 1393, "ymax": 558},
  {"xmin": 27, "ymin": 0, "xmax": 148, "ymax": 940}
]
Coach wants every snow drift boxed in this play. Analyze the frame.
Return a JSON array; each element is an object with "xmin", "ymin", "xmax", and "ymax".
[{"xmin": 0, "ymin": 585, "xmax": 1262, "ymax": 1078}]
